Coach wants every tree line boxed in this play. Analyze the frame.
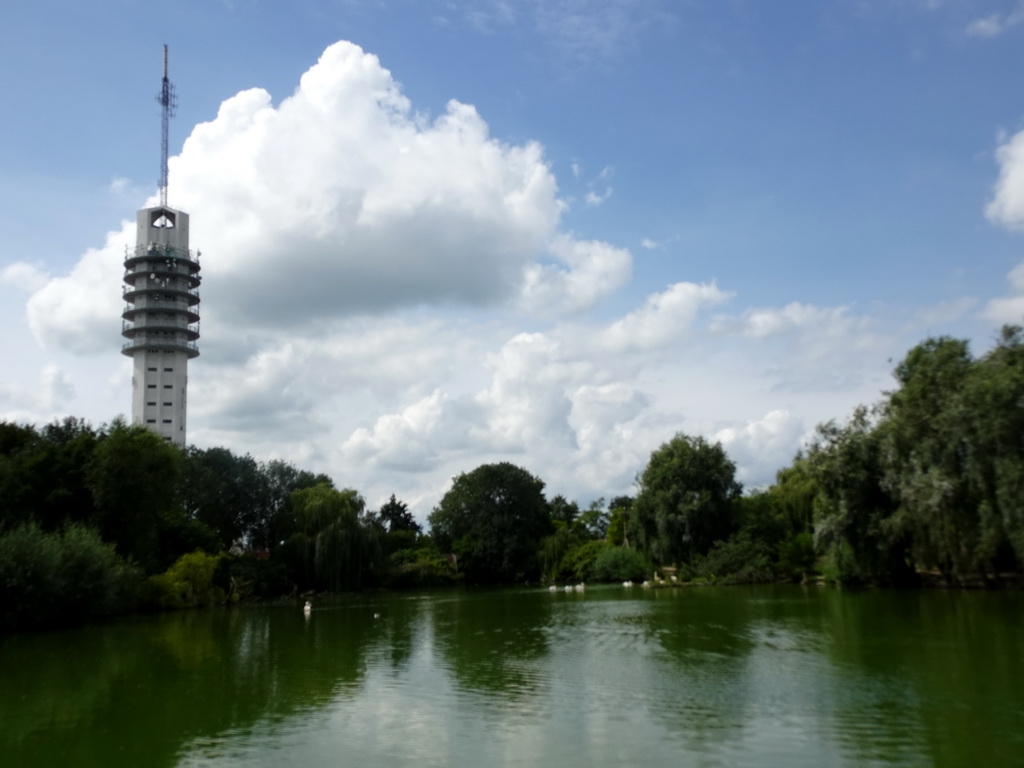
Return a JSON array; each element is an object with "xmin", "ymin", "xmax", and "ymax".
[{"xmin": 3, "ymin": 325, "xmax": 1024, "ymax": 631}]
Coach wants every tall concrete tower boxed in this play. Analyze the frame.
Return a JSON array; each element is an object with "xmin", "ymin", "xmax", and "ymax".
[{"xmin": 121, "ymin": 46, "xmax": 200, "ymax": 447}]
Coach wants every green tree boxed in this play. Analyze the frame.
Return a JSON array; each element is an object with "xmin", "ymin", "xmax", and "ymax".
[
  {"xmin": 0, "ymin": 522, "xmax": 141, "ymax": 631},
  {"xmin": 378, "ymin": 494, "xmax": 422, "ymax": 534},
  {"xmin": 961, "ymin": 326, "xmax": 1024, "ymax": 569},
  {"xmin": 880, "ymin": 336, "xmax": 979, "ymax": 581},
  {"xmin": 251, "ymin": 460, "xmax": 332, "ymax": 551},
  {"xmin": 589, "ymin": 545, "xmax": 650, "ymax": 582},
  {"xmin": 429, "ymin": 462, "xmax": 552, "ymax": 583},
  {"xmin": 767, "ymin": 456, "xmax": 817, "ymax": 536},
  {"xmin": 606, "ymin": 495, "xmax": 634, "ymax": 546},
  {"xmin": 808, "ymin": 408, "xmax": 912, "ymax": 585},
  {"xmin": 632, "ymin": 434, "xmax": 741, "ymax": 566},
  {"xmin": 283, "ymin": 484, "xmax": 382, "ymax": 591},
  {"xmin": 539, "ymin": 523, "xmax": 577, "ymax": 582},
  {"xmin": 548, "ymin": 495, "xmax": 580, "ymax": 528},
  {"xmin": 85, "ymin": 419, "xmax": 182, "ymax": 571},
  {"xmin": 0, "ymin": 419, "xmax": 99, "ymax": 533},
  {"xmin": 147, "ymin": 550, "xmax": 224, "ymax": 608},
  {"xmin": 577, "ymin": 497, "xmax": 610, "ymax": 540},
  {"xmin": 181, "ymin": 447, "xmax": 264, "ymax": 549}
]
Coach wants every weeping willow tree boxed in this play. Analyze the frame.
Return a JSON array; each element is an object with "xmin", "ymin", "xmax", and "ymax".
[{"xmin": 288, "ymin": 484, "xmax": 382, "ymax": 591}]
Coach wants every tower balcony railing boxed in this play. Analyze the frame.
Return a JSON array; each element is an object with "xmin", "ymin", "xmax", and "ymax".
[
  {"xmin": 124, "ymin": 243, "xmax": 200, "ymax": 267},
  {"xmin": 121, "ymin": 338, "xmax": 199, "ymax": 358},
  {"xmin": 122, "ymin": 300, "xmax": 199, "ymax": 324},
  {"xmin": 122, "ymin": 283, "xmax": 200, "ymax": 305},
  {"xmin": 121, "ymin": 315, "xmax": 197, "ymax": 331},
  {"xmin": 122, "ymin": 318, "xmax": 200, "ymax": 341},
  {"xmin": 124, "ymin": 263, "xmax": 201, "ymax": 288}
]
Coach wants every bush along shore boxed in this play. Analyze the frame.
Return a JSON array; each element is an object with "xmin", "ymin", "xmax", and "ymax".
[{"xmin": 3, "ymin": 325, "xmax": 1024, "ymax": 631}]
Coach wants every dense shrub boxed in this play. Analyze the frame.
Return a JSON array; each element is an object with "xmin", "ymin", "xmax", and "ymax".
[
  {"xmin": 560, "ymin": 540, "xmax": 609, "ymax": 581},
  {"xmin": 386, "ymin": 547, "xmax": 459, "ymax": 588},
  {"xmin": 214, "ymin": 554, "xmax": 291, "ymax": 601},
  {"xmin": 777, "ymin": 531, "xmax": 816, "ymax": 580},
  {"xmin": 690, "ymin": 532, "xmax": 776, "ymax": 585},
  {"xmin": 145, "ymin": 550, "xmax": 224, "ymax": 609},
  {"xmin": 589, "ymin": 546, "xmax": 651, "ymax": 582},
  {"xmin": 0, "ymin": 523, "xmax": 141, "ymax": 631}
]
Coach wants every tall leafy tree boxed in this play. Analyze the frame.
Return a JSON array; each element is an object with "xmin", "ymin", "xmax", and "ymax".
[
  {"xmin": 429, "ymin": 462, "xmax": 552, "ymax": 583},
  {"xmin": 606, "ymin": 495, "xmax": 634, "ymax": 546},
  {"xmin": 577, "ymin": 498, "xmax": 610, "ymax": 540},
  {"xmin": 548, "ymin": 495, "xmax": 580, "ymax": 529},
  {"xmin": 286, "ymin": 484, "xmax": 382, "ymax": 591},
  {"xmin": 962, "ymin": 326, "xmax": 1024, "ymax": 568},
  {"xmin": 808, "ymin": 408, "xmax": 912, "ymax": 585},
  {"xmin": 0, "ymin": 419, "xmax": 99, "ymax": 532},
  {"xmin": 181, "ymin": 447, "xmax": 263, "ymax": 549},
  {"xmin": 378, "ymin": 494, "xmax": 422, "ymax": 534},
  {"xmin": 881, "ymin": 337, "xmax": 983, "ymax": 581},
  {"xmin": 631, "ymin": 434, "xmax": 741, "ymax": 565},
  {"xmin": 252, "ymin": 460, "xmax": 332, "ymax": 551},
  {"xmin": 86, "ymin": 419, "xmax": 182, "ymax": 571}
]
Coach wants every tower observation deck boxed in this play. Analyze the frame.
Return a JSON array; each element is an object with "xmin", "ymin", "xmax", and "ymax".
[{"xmin": 122, "ymin": 46, "xmax": 200, "ymax": 447}]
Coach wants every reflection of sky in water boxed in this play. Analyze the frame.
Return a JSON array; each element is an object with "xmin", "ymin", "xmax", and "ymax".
[
  {"xmin": 0, "ymin": 589, "xmax": 969, "ymax": 768},
  {"xmin": 97, "ymin": 587, "xmax": 1023, "ymax": 768}
]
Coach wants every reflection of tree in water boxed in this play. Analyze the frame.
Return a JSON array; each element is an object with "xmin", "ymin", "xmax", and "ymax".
[
  {"xmin": 0, "ymin": 603, "xmax": 380, "ymax": 767},
  {"xmin": 431, "ymin": 589, "xmax": 551, "ymax": 709},
  {"xmin": 820, "ymin": 589, "xmax": 1024, "ymax": 767},
  {"xmin": 373, "ymin": 595, "xmax": 425, "ymax": 673},
  {"xmin": 638, "ymin": 587, "xmax": 758, "ymax": 752}
]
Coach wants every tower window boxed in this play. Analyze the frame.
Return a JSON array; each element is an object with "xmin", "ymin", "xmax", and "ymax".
[
  {"xmin": 163, "ymin": 384, "xmax": 172, "ymax": 389},
  {"xmin": 147, "ymin": 384, "xmax": 157, "ymax": 389},
  {"xmin": 148, "ymin": 367, "xmax": 157, "ymax": 372},
  {"xmin": 164, "ymin": 367, "xmax": 174, "ymax": 372},
  {"xmin": 162, "ymin": 419, "xmax": 172, "ymax": 424},
  {"xmin": 147, "ymin": 401, "xmax": 156, "ymax": 406},
  {"xmin": 146, "ymin": 419, "xmax": 156, "ymax": 424},
  {"xmin": 163, "ymin": 402, "xmax": 172, "ymax": 406}
]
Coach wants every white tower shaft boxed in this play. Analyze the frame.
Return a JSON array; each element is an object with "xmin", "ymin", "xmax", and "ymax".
[{"xmin": 122, "ymin": 206, "xmax": 200, "ymax": 447}]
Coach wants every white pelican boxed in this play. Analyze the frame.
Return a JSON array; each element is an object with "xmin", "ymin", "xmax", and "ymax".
[
  {"xmin": 623, "ymin": 580, "xmax": 633, "ymax": 587},
  {"xmin": 303, "ymin": 601, "xmax": 312, "ymax": 615},
  {"xmin": 548, "ymin": 585, "xmax": 558, "ymax": 592}
]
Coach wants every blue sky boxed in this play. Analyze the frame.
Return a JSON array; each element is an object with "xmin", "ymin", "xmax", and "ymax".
[{"xmin": 3, "ymin": 0, "xmax": 1024, "ymax": 518}]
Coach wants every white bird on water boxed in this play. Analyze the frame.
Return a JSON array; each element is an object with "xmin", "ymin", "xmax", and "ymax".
[
  {"xmin": 548, "ymin": 585, "xmax": 558, "ymax": 592},
  {"xmin": 303, "ymin": 601, "xmax": 312, "ymax": 616}
]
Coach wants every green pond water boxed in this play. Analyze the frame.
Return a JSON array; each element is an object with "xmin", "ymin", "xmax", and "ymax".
[{"xmin": 1, "ymin": 585, "xmax": 1022, "ymax": 767}]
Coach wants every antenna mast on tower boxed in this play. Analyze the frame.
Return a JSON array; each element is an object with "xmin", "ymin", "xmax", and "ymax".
[{"xmin": 157, "ymin": 44, "xmax": 177, "ymax": 207}]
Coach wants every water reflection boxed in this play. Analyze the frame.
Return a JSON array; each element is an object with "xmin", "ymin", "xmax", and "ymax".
[
  {"xmin": 0, "ymin": 602, "xmax": 381, "ymax": 767},
  {"xmin": 1, "ymin": 587, "xmax": 1022, "ymax": 767},
  {"xmin": 820, "ymin": 589, "xmax": 1024, "ymax": 767},
  {"xmin": 431, "ymin": 588, "xmax": 552, "ymax": 709}
]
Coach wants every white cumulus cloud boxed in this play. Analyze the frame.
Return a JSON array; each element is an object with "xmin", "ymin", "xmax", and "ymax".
[
  {"xmin": 26, "ymin": 41, "xmax": 590, "ymax": 346},
  {"xmin": 519, "ymin": 234, "xmax": 632, "ymax": 315},
  {"xmin": 1, "ymin": 262, "xmax": 49, "ymax": 293},
  {"xmin": 602, "ymin": 281, "xmax": 731, "ymax": 352},
  {"xmin": 25, "ymin": 223, "xmax": 133, "ymax": 353},
  {"xmin": 987, "ymin": 128, "xmax": 1024, "ymax": 230},
  {"xmin": 982, "ymin": 261, "xmax": 1024, "ymax": 325},
  {"xmin": 714, "ymin": 410, "xmax": 806, "ymax": 487}
]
